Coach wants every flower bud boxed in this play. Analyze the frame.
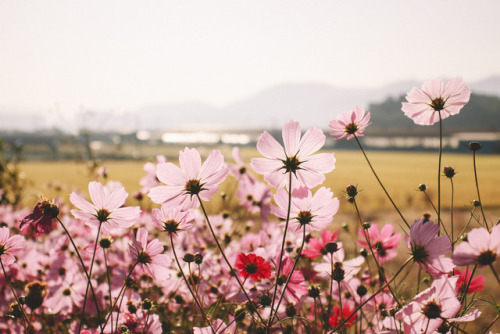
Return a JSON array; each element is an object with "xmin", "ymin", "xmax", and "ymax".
[
  {"xmin": 285, "ymin": 303, "xmax": 296, "ymax": 317},
  {"xmin": 325, "ymin": 242, "xmax": 339, "ymax": 254},
  {"xmin": 127, "ymin": 300, "xmax": 137, "ymax": 314},
  {"xmin": 346, "ymin": 185, "xmax": 358, "ymax": 199},
  {"xmin": 360, "ymin": 248, "xmax": 369, "ymax": 258},
  {"xmin": 443, "ymin": 166, "xmax": 456, "ymax": 178},
  {"xmin": 467, "ymin": 142, "xmax": 482, "ymax": 151},
  {"xmin": 234, "ymin": 305, "xmax": 246, "ymax": 322},
  {"xmin": 471, "ymin": 199, "xmax": 481, "ymax": 207},
  {"xmin": 182, "ymin": 253, "xmax": 195, "ymax": 263},
  {"xmin": 418, "ymin": 184, "xmax": 427, "ymax": 191},
  {"xmin": 258, "ymin": 293, "xmax": 272, "ymax": 307},
  {"xmin": 362, "ymin": 222, "xmax": 371, "ymax": 230},
  {"xmin": 194, "ymin": 253, "xmax": 203, "ymax": 265},
  {"xmin": 99, "ymin": 236, "xmax": 113, "ymax": 249},
  {"xmin": 142, "ymin": 298, "xmax": 153, "ymax": 311},
  {"xmin": 332, "ymin": 262, "xmax": 345, "ymax": 282},
  {"xmin": 24, "ymin": 281, "xmax": 47, "ymax": 310},
  {"xmin": 356, "ymin": 284, "xmax": 368, "ymax": 297},
  {"xmin": 308, "ymin": 285, "xmax": 320, "ymax": 299}
]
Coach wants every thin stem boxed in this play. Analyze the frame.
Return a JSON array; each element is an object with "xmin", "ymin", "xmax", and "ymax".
[
  {"xmin": 269, "ymin": 172, "xmax": 293, "ymax": 329},
  {"xmin": 450, "ymin": 178, "xmax": 455, "ymax": 276},
  {"xmin": 459, "ymin": 265, "xmax": 476, "ymax": 307},
  {"xmin": 489, "ymin": 263, "xmax": 500, "ymax": 285},
  {"xmin": 330, "ymin": 257, "xmax": 412, "ymax": 333},
  {"xmin": 338, "ymin": 280, "xmax": 344, "ymax": 334},
  {"xmin": 103, "ymin": 247, "xmax": 113, "ymax": 334},
  {"xmin": 437, "ymin": 111, "xmax": 442, "ymax": 234},
  {"xmin": 102, "ymin": 262, "xmax": 138, "ymax": 329},
  {"xmin": 353, "ymin": 134, "xmax": 409, "ymax": 229},
  {"xmin": 56, "ymin": 217, "xmax": 103, "ymax": 332},
  {"xmin": 421, "ymin": 190, "xmax": 450, "ymax": 237},
  {"xmin": 0, "ymin": 258, "xmax": 30, "ymax": 331},
  {"xmin": 169, "ymin": 233, "xmax": 215, "ymax": 332},
  {"xmin": 196, "ymin": 195, "xmax": 266, "ymax": 326},
  {"xmin": 269, "ymin": 224, "xmax": 307, "ymax": 327},
  {"xmin": 79, "ymin": 221, "xmax": 103, "ymax": 334},
  {"xmin": 472, "ymin": 150, "xmax": 489, "ymax": 230}
]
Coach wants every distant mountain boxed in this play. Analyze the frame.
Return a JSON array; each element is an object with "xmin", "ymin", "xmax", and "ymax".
[{"xmin": 1, "ymin": 76, "xmax": 499, "ymax": 131}]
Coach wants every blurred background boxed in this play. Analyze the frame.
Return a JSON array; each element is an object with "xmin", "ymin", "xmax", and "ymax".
[{"xmin": 1, "ymin": 0, "xmax": 500, "ymax": 160}]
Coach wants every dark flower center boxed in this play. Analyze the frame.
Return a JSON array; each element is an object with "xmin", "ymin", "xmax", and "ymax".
[
  {"xmin": 412, "ymin": 245, "xmax": 428, "ymax": 263},
  {"xmin": 281, "ymin": 155, "xmax": 301, "ymax": 174},
  {"xmin": 245, "ymin": 263, "xmax": 259, "ymax": 274},
  {"xmin": 137, "ymin": 251, "xmax": 152, "ymax": 264},
  {"xmin": 297, "ymin": 211, "xmax": 314, "ymax": 226},
  {"xmin": 239, "ymin": 167, "xmax": 246, "ymax": 174},
  {"xmin": 375, "ymin": 241, "xmax": 387, "ymax": 257},
  {"xmin": 477, "ymin": 250, "xmax": 496, "ymax": 266},
  {"xmin": 63, "ymin": 288, "xmax": 71, "ymax": 296},
  {"xmin": 430, "ymin": 97, "xmax": 446, "ymax": 111},
  {"xmin": 0, "ymin": 245, "xmax": 5, "ymax": 256},
  {"xmin": 184, "ymin": 179, "xmax": 203, "ymax": 195},
  {"xmin": 345, "ymin": 122, "xmax": 359, "ymax": 134},
  {"xmin": 96, "ymin": 209, "xmax": 111, "ymax": 223},
  {"xmin": 277, "ymin": 274, "xmax": 288, "ymax": 285},
  {"xmin": 163, "ymin": 219, "xmax": 180, "ymax": 234},
  {"xmin": 422, "ymin": 300, "xmax": 441, "ymax": 319}
]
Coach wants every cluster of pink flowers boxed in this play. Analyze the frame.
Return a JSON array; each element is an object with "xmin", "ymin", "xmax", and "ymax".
[{"xmin": 0, "ymin": 77, "xmax": 498, "ymax": 333}]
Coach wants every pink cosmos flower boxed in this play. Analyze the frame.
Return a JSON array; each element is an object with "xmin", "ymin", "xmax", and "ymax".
[
  {"xmin": 0, "ymin": 227, "xmax": 25, "ymax": 266},
  {"xmin": 358, "ymin": 223, "xmax": 401, "ymax": 263},
  {"xmin": 303, "ymin": 229, "xmax": 338, "ymax": 259},
  {"xmin": 451, "ymin": 224, "xmax": 500, "ymax": 267},
  {"xmin": 236, "ymin": 179, "xmax": 272, "ymax": 222},
  {"xmin": 70, "ymin": 181, "xmax": 141, "ymax": 234},
  {"xmin": 272, "ymin": 187, "xmax": 339, "ymax": 232},
  {"xmin": 148, "ymin": 148, "xmax": 229, "ymax": 209},
  {"xmin": 129, "ymin": 228, "xmax": 171, "ymax": 281},
  {"xmin": 274, "ymin": 255, "xmax": 308, "ymax": 303},
  {"xmin": 151, "ymin": 205, "xmax": 194, "ymax": 234},
  {"xmin": 402, "ymin": 77, "xmax": 471, "ymax": 126},
  {"xmin": 228, "ymin": 146, "xmax": 255, "ymax": 185},
  {"xmin": 250, "ymin": 120, "xmax": 335, "ymax": 190},
  {"xmin": 396, "ymin": 275, "xmax": 479, "ymax": 333},
  {"xmin": 408, "ymin": 219, "xmax": 454, "ymax": 276},
  {"xmin": 140, "ymin": 155, "xmax": 167, "ymax": 194},
  {"xmin": 328, "ymin": 106, "xmax": 371, "ymax": 140}
]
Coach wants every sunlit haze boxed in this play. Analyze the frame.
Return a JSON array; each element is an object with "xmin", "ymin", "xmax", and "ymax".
[{"xmin": 1, "ymin": 0, "xmax": 500, "ymax": 117}]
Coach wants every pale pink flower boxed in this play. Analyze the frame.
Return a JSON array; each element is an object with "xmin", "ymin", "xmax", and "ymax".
[
  {"xmin": 314, "ymin": 242, "xmax": 364, "ymax": 282},
  {"xmin": 402, "ymin": 77, "xmax": 471, "ymax": 126},
  {"xmin": 250, "ymin": 120, "xmax": 335, "ymax": 190},
  {"xmin": 148, "ymin": 147, "xmax": 229, "ymax": 209},
  {"xmin": 236, "ymin": 179, "xmax": 272, "ymax": 221},
  {"xmin": 408, "ymin": 219, "xmax": 454, "ymax": 276},
  {"xmin": 151, "ymin": 205, "xmax": 194, "ymax": 234},
  {"xmin": 328, "ymin": 106, "xmax": 371, "ymax": 140},
  {"xmin": 70, "ymin": 181, "xmax": 141, "ymax": 234},
  {"xmin": 358, "ymin": 223, "xmax": 401, "ymax": 263},
  {"xmin": 451, "ymin": 224, "xmax": 500, "ymax": 267},
  {"xmin": 274, "ymin": 255, "xmax": 308, "ymax": 303},
  {"xmin": 396, "ymin": 275, "xmax": 479, "ymax": 333},
  {"xmin": 129, "ymin": 228, "xmax": 171, "ymax": 281},
  {"xmin": 0, "ymin": 227, "xmax": 25, "ymax": 266},
  {"xmin": 272, "ymin": 187, "xmax": 339, "ymax": 232},
  {"xmin": 303, "ymin": 229, "xmax": 338, "ymax": 259},
  {"xmin": 228, "ymin": 146, "xmax": 255, "ymax": 185},
  {"xmin": 140, "ymin": 155, "xmax": 167, "ymax": 194}
]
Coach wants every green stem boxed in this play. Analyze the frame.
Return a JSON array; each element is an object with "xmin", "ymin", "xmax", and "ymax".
[
  {"xmin": 354, "ymin": 134, "xmax": 409, "ymax": 229},
  {"xmin": 79, "ymin": 221, "xmax": 103, "ymax": 334},
  {"xmin": 268, "ymin": 172, "xmax": 293, "ymax": 331},
  {"xmin": 102, "ymin": 247, "xmax": 113, "ymax": 334},
  {"xmin": 421, "ymin": 190, "xmax": 450, "ymax": 238},
  {"xmin": 56, "ymin": 217, "xmax": 103, "ymax": 332},
  {"xmin": 472, "ymin": 150, "xmax": 489, "ymax": 230},
  {"xmin": 169, "ymin": 233, "xmax": 214, "ymax": 332},
  {"xmin": 197, "ymin": 195, "xmax": 265, "ymax": 326},
  {"xmin": 437, "ymin": 111, "xmax": 442, "ymax": 234},
  {"xmin": 489, "ymin": 263, "xmax": 500, "ymax": 285}
]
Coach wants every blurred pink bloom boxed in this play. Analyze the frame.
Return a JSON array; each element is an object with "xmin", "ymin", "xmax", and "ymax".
[
  {"xmin": 328, "ymin": 106, "xmax": 371, "ymax": 140},
  {"xmin": 236, "ymin": 179, "xmax": 272, "ymax": 221},
  {"xmin": 402, "ymin": 77, "xmax": 471, "ymax": 126},
  {"xmin": 314, "ymin": 242, "xmax": 364, "ymax": 282},
  {"xmin": 451, "ymin": 224, "xmax": 500, "ymax": 267},
  {"xmin": 129, "ymin": 228, "xmax": 171, "ymax": 281},
  {"xmin": 455, "ymin": 268, "xmax": 485, "ymax": 294},
  {"xmin": 194, "ymin": 317, "xmax": 236, "ymax": 334},
  {"xmin": 303, "ymin": 229, "xmax": 338, "ymax": 259},
  {"xmin": 228, "ymin": 146, "xmax": 256, "ymax": 185},
  {"xmin": 250, "ymin": 120, "xmax": 335, "ymax": 190},
  {"xmin": 358, "ymin": 223, "xmax": 401, "ymax": 263},
  {"xmin": 140, "ymin": 155, "xmax": 167, "ymax": 194},
  {"xmin": 274, "ymin": 255, "xmax": 308, "ymax": 303},
  {"xmin": 408, "ymin": 219, "xmax": 454, "ymax": 276},
  {"xmin": 396, "ymin": 275, "xmax": 479, "ymax": 333},
  {"xmin": 272, "ymin": 187, "xmax": 339, "ymax": 232},
  {"xmin": 0, "ymin": 226, "xmax": 25, "ymax": 266},
  {"xmin": 70, "ymin": 181, "xmax": 140, "ymax": 234},
  {"xmin": 20, "ymin": 199, "xmax": 59, "ymax": 234},
  {"xmin": 148, "ymin": 147, "xmax": 229, "ymax": 209},
  {"xmin": 151, "ymin": 205, "xmax": 194, "ymax": 234}
]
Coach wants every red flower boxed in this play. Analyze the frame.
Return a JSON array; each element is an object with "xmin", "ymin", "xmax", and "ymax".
[
  {"xmin": 235, "ymin": 253, "xmax": 271, "ymax": 281},
  {"xmin": 329, "ymin": 304, "xmax": 356, "ymax": 328},
  {"xmin": 455, "ymin": 268, "xmax": 485, "ymax": 294},
  {"xmin": 20, "ymin": 199, "xmax": 59, "ymax": 234}
]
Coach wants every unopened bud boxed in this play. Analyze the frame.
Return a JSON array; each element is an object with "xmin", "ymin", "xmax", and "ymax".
[
  {"xmin": 308, "ymin": 285, "xmax": 320, "ymax": 299},
  {"xmin": 346, "ymin": 185, "xmax": 358, "ymax": 199},
  {"xmin": 194, "ymin": 253, "xmax": 203, "ymax": 265},
  {"xmin": 182, "ymin": 253, "xmax": 195, "ymax": 263},
  {"xmin": 443, "ymin": 166, "xmax": 456, "ymax": 178},
  {"xmin": 285, "ymin": 303, "xmax": 296, "ymax": 317},
  {"xmin": 362, "ymin": 222, "xmax": 371, "ymax": 230},
  {"xmin": 418, "ymin": 184, "xmax": 427, "ymax": 191},
  {"xmin": 325, "ymin": 242, "xmax": 339, "ymax": 253},
  {"xmin": 467, "ymin": 142, "xmax": 482, "ymax": 151}
]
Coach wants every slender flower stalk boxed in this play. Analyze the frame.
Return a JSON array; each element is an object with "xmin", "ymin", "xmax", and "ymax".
[
  {"xmin": 196, "ymin": 195, "xmax": 265, "ymax": 325},
  {"xmin": 353, "ymin": 134, "xmax": 409, "ymax": 229},
  {"xmin": 0, "ymin": 258, "xmax": 31, "ymax": 331},
  {"xmin": 268, "ymin": 172, "xmax": 293, "ymax": 329},
  {"xmin": 437, "ymin": 111, "xmax": 443, "ymax": 233},
  {"xmin": 169, "ymin": 233, "xmax": 215, "ymax": 332},
  {"xmin": 56, "ymin": 217, "xmax": 103, "ymax": 332},
  {"xmin": 102, "ymin": 247, "xmax": 113, "ymax": 334},
  {"xmin": 471, "ymin": 147, "xmax": 489, "ymax": 230}
]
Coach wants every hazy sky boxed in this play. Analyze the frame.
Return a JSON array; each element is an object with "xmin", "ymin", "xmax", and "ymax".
[{"xmin": 1, "ymin": 0, "xmax": 500, "ymax": 114}]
